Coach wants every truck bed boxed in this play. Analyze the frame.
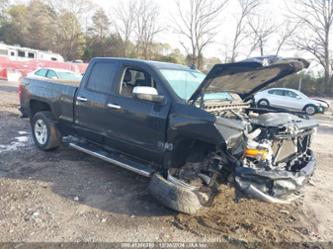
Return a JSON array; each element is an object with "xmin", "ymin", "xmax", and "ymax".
[
  {"xmin": 20, "ymin": 77, "xmax": 79, "ymax": 123},
  {"xmin": 44, "ymin": 79, "xmax": 81, "ymax": 87}
]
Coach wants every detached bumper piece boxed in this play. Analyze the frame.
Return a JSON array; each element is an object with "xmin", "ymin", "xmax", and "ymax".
[{"xmin": 234, "ymin": 150, "xmax": 316, "ymax": 204}]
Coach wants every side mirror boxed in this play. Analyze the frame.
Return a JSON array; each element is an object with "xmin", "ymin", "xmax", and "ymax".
[
  {"xmin": 51, "ymin": 76, "xmax": 58, "ymax": 80},
  {"xmin": 133, "ymin": 86, "xmax": 165, "ymax": 104}
]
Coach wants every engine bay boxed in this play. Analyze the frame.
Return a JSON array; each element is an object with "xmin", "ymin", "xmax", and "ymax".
[{"xmin": 170, "ymin": 95, "xmax": 318, "ymax": 203}]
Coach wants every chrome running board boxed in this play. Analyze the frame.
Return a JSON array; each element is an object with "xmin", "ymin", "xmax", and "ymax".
[{"xmin": 69, "ymin": 142, "xmax": 154, "ymax": 177}]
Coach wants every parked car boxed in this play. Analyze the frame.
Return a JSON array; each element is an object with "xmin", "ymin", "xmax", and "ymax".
[
  {"xmin": 254, "ymin": 88, "xmax": 329, "ymax": 115},
  {"xmin": 27, "ymin": 68, "xmax": 82, "ymax": 81},
  {"xmin": 19, "ymin": 56, "xmax": 318, "ymax": 214}
]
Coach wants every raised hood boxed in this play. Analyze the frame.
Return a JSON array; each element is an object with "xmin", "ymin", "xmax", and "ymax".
[{"xmin": 189, "ymin": 56, "xmax": 309, "ymax": 103}]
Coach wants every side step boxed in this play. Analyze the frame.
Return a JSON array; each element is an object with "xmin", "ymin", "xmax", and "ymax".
[{"xmin": 69, "ymin": 142, "xmax": 155, "ymax": 177}]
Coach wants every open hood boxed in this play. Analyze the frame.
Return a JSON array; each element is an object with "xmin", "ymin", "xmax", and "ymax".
[{"xmin": 188, "ymin": 56, "xmax": 309, "ymax": 103}]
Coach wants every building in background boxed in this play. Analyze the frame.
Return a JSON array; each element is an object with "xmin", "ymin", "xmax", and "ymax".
[
  {"xmin": 0, "ymin": 42, "xmax": 87, "ymax": 81},
  {"xmin": 0, "ymin": 42, "xmax": 64, "ymax": 62}
]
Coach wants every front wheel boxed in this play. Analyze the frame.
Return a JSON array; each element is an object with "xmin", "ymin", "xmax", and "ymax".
[
  {"xmin": 31, "ymin": 111, "xmax": 61, "ymax": 151},
  {"xmin": 149, "ymin": 171, "xmax": 217, "ymax": 214},
  {"xmin": 304, "ymin": 105, "xmax": 316, "ymax": 115},
  {"xmin": 258, "ymin": 99, "xmax": 269, "ymax": 107}
]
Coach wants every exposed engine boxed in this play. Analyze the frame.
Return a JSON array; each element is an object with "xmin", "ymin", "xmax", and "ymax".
[
  {"xmin": 169, "ymin": 100, "xmax": 318, "ymax": 204},
  {"xmin": 243, "ymin": 112, "xmax": 316, "ymax": 172}
]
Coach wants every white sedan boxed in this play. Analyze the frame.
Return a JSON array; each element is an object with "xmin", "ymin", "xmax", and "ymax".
[
  {"xmin": 27, "ymin": 68, "xmax": 82, "ymax": 81},
  {"xmin": 254, "ymin": 88, "xmax": 329, "ymax": 115}
]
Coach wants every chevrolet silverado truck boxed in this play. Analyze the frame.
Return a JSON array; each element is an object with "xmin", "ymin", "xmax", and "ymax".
[{"xmin": 19, "ymin": 56, "xmax": 318, "ymax": 214}]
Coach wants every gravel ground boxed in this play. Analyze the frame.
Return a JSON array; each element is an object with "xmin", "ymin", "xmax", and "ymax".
[{"xmin": 0, "ymin": 80, "xmax": 332, "ymax": 246}]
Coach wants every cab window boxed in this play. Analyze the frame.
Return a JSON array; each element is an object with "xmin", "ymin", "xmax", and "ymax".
[
  {"xmin": 35, "ymin": 69, "xmax": 47, "ymax": 77},
  {"xmin": 119, "ymin": 68, "xmax": 156, "ymax": 98},
  {"xmin": 46, "ymin": 70, "xmax": 58, "ymax": 79},
  {"xmin": 86, "ymin": 62, "xmax": 117, "ymax": 94}
]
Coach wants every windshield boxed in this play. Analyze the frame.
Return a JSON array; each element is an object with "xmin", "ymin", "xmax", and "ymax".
[
  {"xmin": 160, "ymin": 69, "xmax": 233, "ymax": 101},
  {"xmin": 160, "ymin": 69, "xmax": 204, "ymax": 100},
  {"xmin": 57, "ymin": 71, "xmax": 82, "ymax": 81}
]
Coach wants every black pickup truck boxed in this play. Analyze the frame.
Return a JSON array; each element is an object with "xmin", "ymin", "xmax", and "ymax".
[{"xmin": 19, "ymin": 56, "xmax": 318, "ymax": 214}]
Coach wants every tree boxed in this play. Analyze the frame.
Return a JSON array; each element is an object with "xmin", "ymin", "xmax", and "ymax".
[
  {"xmin": 55, "ymin": 11, "xmax": 86, "ymax": 60},
  {"xmin": 0, "ymin": 4, "xmax": 29, "ymax": 46},
  {"xmin": 112, "ymin": 0, "xmax": 137, "ymax": 56},
  {"xmin": 173, "ymin": 0, "xmax": 229, "ymax": 69},
  {"xmin": 203, "ymin": 56, "xmax": 222, "ymax": 71},
  {"xmin": 230, "ymin": 0, "xmax": 260, "ymax": 62},
  {"xmin": 274, "ymin": 21, "xmax": 298, "ymax": 56},
  {"xmin": 48, "ymin": 0, "xmax": 93, "ymax": 20},
  {"xmin": 290, "ymin": 0, "xmax": 333, "ymax": 93},
  {"xmin": 0, "ymin": 1, "xmax": 62, "ymax": 53},
  {"xmin": 247, "ymin": 14, "xmax": 277, "ymax": 56},
  {"xmin": 48, "ymin": 0, "xmax": 94, "ymax": 34},
  {"xmin": 134, "ymin": 0, "xmax": 162, "ymax": 59},
  {"xmin": 89, "ymin": 8, "xmax": 110, "ymax": 41},
  {"xmin": 84, "ymin": 8, "xmax": 114, "ymax": 59},
  {"xmin": 25, "ymin": 0, "xmax": 58, "ymax": 50},
  {"xmin": 0, "ymin": 0, "xmax": 9, "ymax": 25}
]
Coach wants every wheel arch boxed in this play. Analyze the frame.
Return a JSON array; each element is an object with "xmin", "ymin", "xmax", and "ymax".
[
  {"xmin": 29, "ymin": 99, "xmax": 52, "ymax": 118},
  {"xmin": 258, "ymin": 98, "xmax": 270, "ymax": 104},
  {"xmin": 168, "ymin": 135, "xmax": 216, "ymax": 169}
]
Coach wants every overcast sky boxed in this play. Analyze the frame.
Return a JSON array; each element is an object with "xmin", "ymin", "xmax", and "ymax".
[
  {"xmin": 95, "ymin": 0, "xmax": 300, "ymax": 58},
  {"xmin": 15, "ymin": 0, "xmax": 329, "ymax": 72}
]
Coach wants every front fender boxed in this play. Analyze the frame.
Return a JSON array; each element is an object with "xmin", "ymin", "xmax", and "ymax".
[{"xmin": 167, "ymin": 103, "xmax": 223, "ymax": 145}]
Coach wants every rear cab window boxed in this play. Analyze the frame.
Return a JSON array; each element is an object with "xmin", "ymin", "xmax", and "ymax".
[{"xmin": 86, "ymin": 61, "xmax": 118, "ymax": 94}]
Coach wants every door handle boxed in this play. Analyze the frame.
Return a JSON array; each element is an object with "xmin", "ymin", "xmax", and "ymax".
[
  {"xmin": 77, "ymin": 96, "xmax": 88, "ymax": 102},
  {"xmin": 107, "ymin": 103, "xmax": 122, "ymax": 110}
]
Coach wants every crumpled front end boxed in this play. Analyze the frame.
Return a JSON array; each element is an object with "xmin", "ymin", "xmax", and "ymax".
[
  {"xmin": 164, "ymin": 102, "xmax": 318, "ymax": 207},
  {"xmin": 231, "ymin": 113, "xmax": 318, "ymax": 203},
  {"xmin": 234, "ymin": 150, "xmax": 315, "ymax": 203}
]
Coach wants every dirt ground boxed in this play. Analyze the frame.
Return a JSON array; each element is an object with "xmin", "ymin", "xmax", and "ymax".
[{"xmin": 0, "ymin": 80, "xmax": 332, "ymax": 245}]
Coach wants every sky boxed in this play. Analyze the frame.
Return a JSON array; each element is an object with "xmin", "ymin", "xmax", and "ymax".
[
  {"xmin": 15, "ymin": 0, "xmax": 328, "ymax": 73},
  {"xmin": 94, "ymin": 0, "xmax": 296, "ymax": 58}
]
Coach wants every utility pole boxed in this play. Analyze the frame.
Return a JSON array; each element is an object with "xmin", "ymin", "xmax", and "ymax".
[{"xmin": 298, "ymin": 75, "xmax": 302, "ymax": 91}]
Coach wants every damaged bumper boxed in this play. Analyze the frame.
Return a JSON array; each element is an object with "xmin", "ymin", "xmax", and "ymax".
[{"xmin": 234, "ymin": 150, "xmax": 316, "ymax": 203}]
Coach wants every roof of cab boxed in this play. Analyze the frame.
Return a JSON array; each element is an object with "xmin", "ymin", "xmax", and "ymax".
[{"xmin": 92, "ymin": 57, "xmax": 191, "ymax": 70}]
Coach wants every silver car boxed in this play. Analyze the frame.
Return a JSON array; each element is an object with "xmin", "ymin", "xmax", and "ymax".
[
  {"xmin": 254, "ymin": 88, "xmax": 329, "ymax": 115},
  {"xmin": 27, "ymin": 68, "xmax": 82, "ymax": 81}
]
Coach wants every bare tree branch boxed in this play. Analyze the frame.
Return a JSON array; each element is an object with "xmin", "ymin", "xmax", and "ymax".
[
  {"xmin": 288, "ymin": 0, "xmax": 333, "ymax": 92},
  {"xmin": 134, "ymin": 0, "xmax": 163, "ymax": 59},
  {"xmin": 112, "ymin": 0, "xmax": 137, "ymax": 56},
  {"xmin": 172, "ymin": 0, "xmax": 229, "ymax": 69},
  {"xmin": 247, "ymin": 14, "xmax": 277, "ymax": 56},
  {"xmin": 275, "ymin": 20, "xmax": 298, "ymax": 56},
  {"xmin": 230, "ymin": 0, "xmax": 260, "ymax": 62}
]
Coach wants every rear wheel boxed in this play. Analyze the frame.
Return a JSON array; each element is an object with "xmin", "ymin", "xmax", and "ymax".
[
  {"xmin": 31, "ymin": 111, "xmax": 61, "ymax": 150},
  {"xmin": 304, "ymin": 105, "xmax": 316, "ymax": 115},
  {"xmin": 258, "ymin": 99, "xmax": 269, "ymax": 107}
]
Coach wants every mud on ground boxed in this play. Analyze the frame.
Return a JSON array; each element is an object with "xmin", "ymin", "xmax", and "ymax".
[{"xmin": 0, "ymin": 80, "xmax": 332, "ymax": 246}]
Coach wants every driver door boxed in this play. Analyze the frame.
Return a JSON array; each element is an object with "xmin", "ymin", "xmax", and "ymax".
[{"xmin": 104, "ymin": 64, "xmax": 171, "ymax": 163}]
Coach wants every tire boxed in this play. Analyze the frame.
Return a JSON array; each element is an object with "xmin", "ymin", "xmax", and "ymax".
[
  {"xmin": 258, "ymin": 99, "xmax": 269, "ymax": 107},
  {"xmin": 31, "ymin": 111, "xmax": 61, "ymax": 151},
  {"xmin": 149, "ymin": 173, "xmax": 208, "ymax": 214},
  {"xmin": 304, "ymin": 105, "xmax": 316, "ymax": 115}
]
